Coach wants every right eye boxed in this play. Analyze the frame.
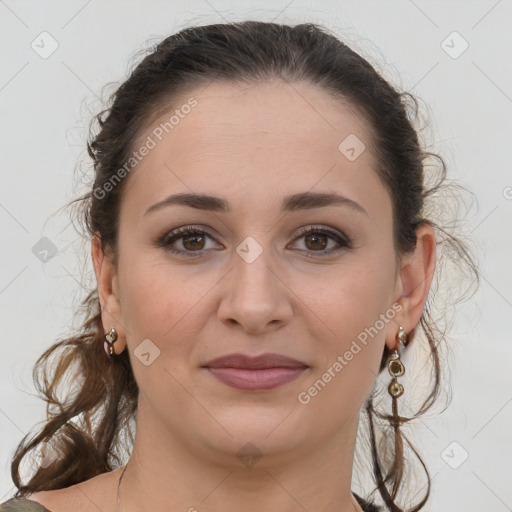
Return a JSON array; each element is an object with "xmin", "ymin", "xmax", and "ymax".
[{"xmin": 158, "ymin": 225, "xmax": 222, "ymax": 257}]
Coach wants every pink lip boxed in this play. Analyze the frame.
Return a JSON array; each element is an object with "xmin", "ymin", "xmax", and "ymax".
[{"xmin": 203, "ymin": 353, "xmax": 308, "ymax": 391}]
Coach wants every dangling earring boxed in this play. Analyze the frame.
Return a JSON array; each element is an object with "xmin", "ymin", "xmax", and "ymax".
[
  {"xmin": 104, "ymin": 327, "xmax": 118, "ymax": 360},
  {"xmin": 385, "ymin": 326, "xmax": 408, "ymax": 500},
  {"xmin": 387, "ymin": 326, "xmax": 407, "ymax": 399}
]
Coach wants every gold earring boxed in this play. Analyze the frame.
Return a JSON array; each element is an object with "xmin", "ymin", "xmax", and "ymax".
[
  {"xmin": 104, "ymin": 327, "xmax": 118, "ymax": 360},
  {"xmin": 387, "ymin": 326, "xmax": 407, "ymax": 398}
]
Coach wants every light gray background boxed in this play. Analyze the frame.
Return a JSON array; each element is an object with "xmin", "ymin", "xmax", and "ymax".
[{"xmin": 1, "ymin": 1, "xmax": 511, "ymax": 511}]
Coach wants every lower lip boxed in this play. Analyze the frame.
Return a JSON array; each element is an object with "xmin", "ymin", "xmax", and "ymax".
[{"xmin": 206, "ymin": 367, "xmax": 307, "ymax": 390}]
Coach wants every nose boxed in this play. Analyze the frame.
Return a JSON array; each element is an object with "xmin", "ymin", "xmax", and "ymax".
[{"xmin": 217, "ymin": 245, "xmax": 293, "ymax": 334}]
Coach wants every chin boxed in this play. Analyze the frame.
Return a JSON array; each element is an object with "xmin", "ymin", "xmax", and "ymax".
[{"xmin": 197, "ymin": 413, "xmax": 309, "ymax": 463}]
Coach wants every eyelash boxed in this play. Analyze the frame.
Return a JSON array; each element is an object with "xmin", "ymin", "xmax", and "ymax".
[{"xmin": 157, "ymin": 224, "xmax": 352, "ymax": 259}]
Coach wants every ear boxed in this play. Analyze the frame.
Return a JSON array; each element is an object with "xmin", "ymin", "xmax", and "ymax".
[
  {"xmin": 92, "ymin": 233, "xmax": 127, "ymax": 355},
  {"xmin": 385, "ymin": 223, "xmax": 436, "ymax": 351}
]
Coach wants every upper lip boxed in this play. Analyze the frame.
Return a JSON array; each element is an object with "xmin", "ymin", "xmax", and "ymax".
[{"xmin": 203, "ymin": 353, "xmax": 308, "ymax": 369}]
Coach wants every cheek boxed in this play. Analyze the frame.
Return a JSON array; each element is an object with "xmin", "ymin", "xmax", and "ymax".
[
  {"xmin": 296, "ymin": 280, "xmax": 394, "ymax": 420},
  {"xmin": 116, "ymin": 252, "xmax": 205, "ymax": 399},
  {"xmin": 292, "ymin": 258, "xmax": 397, "ymax": 435},
  {"xmin": 117, "ymin": 242, "xmax": 220, "ymax": 355},
  {"xmin": 303, "ymin": 249, "xmax": 396, "ymax": 378}
]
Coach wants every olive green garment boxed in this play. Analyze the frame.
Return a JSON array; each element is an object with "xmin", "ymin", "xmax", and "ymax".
[{"xmin": 0, "ymin": 498, "xmax": 52, "ymax": 512}]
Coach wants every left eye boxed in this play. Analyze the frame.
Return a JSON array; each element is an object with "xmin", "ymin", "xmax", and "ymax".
[
  {"xmin": 289, "ymin": 226, "xmax": 351, "ymax": 256},
  {"xmin": 158, "ymin": 225, "xmax": 351, "ymax": 257}
]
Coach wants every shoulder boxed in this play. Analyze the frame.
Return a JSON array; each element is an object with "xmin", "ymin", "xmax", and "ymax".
[
  {"xmin": 1, "ymin": 468, "xmax": 122, "ymax": 512},
  {"xmin": 0, "ymin": 489, "xmax": 73, "ymax": 512},
  {"xmin": 0, "ymin": 497, "xmax": 52, "ymax": 512}
]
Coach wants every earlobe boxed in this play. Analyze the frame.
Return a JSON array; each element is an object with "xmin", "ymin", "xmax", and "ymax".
[{"xmin": 386, "ymin": 224, "xmax": 437, "ymax": 350}]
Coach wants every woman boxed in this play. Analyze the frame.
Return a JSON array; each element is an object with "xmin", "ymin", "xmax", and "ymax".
[{"xmin": 1, "ymin": 21, "xmax": 477, "ymax": 512}]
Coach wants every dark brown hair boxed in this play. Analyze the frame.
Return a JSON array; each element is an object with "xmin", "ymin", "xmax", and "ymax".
[{"xmin": 9, "ymin": 21, "xmax": 478, "ymax": 511}]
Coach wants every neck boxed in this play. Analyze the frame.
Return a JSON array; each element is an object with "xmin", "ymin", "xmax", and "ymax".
[{"xmin": 116, "ymin": 399, "xmax": 364, "ymax": 512}]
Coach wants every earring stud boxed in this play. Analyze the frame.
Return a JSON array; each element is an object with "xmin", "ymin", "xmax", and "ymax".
[{"xmin": 104, "ymin": 327, "xmax": 118, "ymax": 359}]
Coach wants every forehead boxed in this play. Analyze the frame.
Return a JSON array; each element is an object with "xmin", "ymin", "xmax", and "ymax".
[
  {"xmin": 120, "ymin": 80, "xmax": 388, "ymax": 222},
  {"xmin": 140, "ymin": 80, "xmax": 373, "ymax": 163}
]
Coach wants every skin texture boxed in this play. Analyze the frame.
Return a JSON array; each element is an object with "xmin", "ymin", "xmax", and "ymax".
[{"xmin": 28, "ymin": 80, "xmax": 436, "ymax": 512}]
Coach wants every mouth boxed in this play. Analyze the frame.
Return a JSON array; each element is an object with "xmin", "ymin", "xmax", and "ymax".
[{"xmin": 202, "ymin": 353, "xmax": 309, "ymax": 391}]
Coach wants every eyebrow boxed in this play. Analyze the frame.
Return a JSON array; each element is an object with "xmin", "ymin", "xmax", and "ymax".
[{"xmin": 144, "ymin": 191, "xmax": 368, "ymax": 216}]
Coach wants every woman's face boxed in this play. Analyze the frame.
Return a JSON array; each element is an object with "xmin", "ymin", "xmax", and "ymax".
[{"xmin": 99, "ymin": 81, "xmax": 405, "ymax": 464}]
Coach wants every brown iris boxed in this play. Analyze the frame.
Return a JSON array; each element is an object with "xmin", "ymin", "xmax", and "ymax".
[
  {"xmin": 182, "ymin": 233, "xmax": 205, "ymax": 251},
  {"xmin": 304, "ymin": 233, "xmax": 328, "ymax": 251}
]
